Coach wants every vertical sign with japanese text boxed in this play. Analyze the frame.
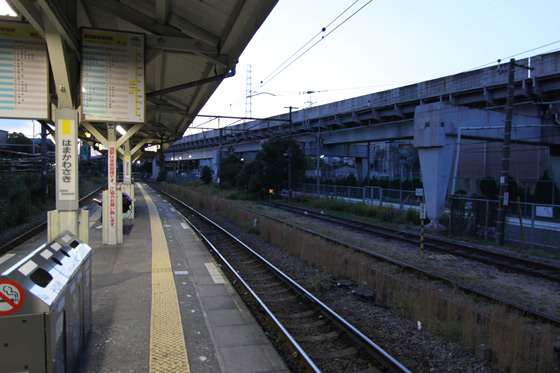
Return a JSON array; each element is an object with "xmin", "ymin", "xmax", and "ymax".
[
  {"xmin": 55, "ymin": 110, "xmax": 78, "ymax": 210},
  {"xmin": 0, "ymin": 22, "xmax": 49, "ymax": 119},
  {"xmin": 107, "ymin": 131, "xmax": 117, "ymax": 230},
  {"xmin": 124, "ymin": 154, "xmax": 131, "ymax": 183},
  {"xmin": 81, "ymin": 29, "xmax": 144, "ymax": 123}
]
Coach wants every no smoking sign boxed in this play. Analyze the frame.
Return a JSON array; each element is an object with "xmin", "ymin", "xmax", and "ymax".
[{"xmin": 0, "ymin": 279, "xmax": 25, "ymax": 315}]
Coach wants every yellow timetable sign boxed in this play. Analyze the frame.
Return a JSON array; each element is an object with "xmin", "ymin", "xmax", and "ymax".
[
  {"xmin": 0, "ymin": 23, "xmax": 42, "ymax": 40},
  {"xmin": 81, "ymin": 28, "xmax": 145, "ymax": 123},
  {"xmin": 82, "ymin": 31, "xmax": 128, "ymax": 47},
  {"xmin": 0, "ymin": 21, "xmax": 49, "ymax": 120}
]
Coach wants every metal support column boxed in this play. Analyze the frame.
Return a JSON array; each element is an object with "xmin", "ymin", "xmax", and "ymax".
[{"xmin": 122, "ymin": 140, "xmax": 135, "ymax": 218}]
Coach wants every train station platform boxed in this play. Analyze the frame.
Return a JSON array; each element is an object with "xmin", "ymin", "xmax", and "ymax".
[{"xmin": 1, "ymin": 183, "xmax": 288, "ymax": 373}]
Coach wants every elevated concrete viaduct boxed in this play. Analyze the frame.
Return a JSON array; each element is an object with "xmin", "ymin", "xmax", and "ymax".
[{"xmin": 166, "ymin": 51, "xmax": 560, "ymax": 228}]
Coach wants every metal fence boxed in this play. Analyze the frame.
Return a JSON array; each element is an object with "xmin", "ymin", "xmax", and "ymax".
[
  {"xmin": 296, "ymin": 183, "xmax": 422, "ymax": 208},
  {"xmin": 450, "ymin": 196, "xmax": 560, "ymax": 251},
  {"xmin": 296, "ymin": 184, "xmax": 559, "ymax": 251}
]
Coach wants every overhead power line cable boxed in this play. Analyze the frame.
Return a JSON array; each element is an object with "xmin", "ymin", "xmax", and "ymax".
[
  {"xmin": 192, "ymin": 36, "xmax": 560, "ymax": 134},
  {"xmin": 257, "ymin": 0, "xmax": 362, "ymax": 88},
  {"xmin": 257, "ymin": 0, "xmax": 373, "ymax": 90}
]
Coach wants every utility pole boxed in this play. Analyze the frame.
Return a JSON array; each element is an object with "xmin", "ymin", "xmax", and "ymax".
[
  {"xmin": 288, "ymin": 106, "xmax": 293, "ymax": 201},
  {"xmin": 245, "ymin": 64, "xmax": 252, "ymax": 118},
  {"xmin": 495, "ymin": 59, "xmax": 515, "ymax": 246},
  {"xmin": 316, "ymin": 122, "xmax": 321, "ymax": 197},
  {"xmin": 285, "ymin": 106, "xmax": 298, "ymax": 201}
]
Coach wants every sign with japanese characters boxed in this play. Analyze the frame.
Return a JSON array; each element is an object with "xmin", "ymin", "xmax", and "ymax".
[
  {"xmin": 108, "ymin": 143, "xmax": 117, "ymax": 230},
  {"xmin": 56, "ymin": 117, "xmax": 77, "ymax": 207},
  {"xmin": 0, "ymin": 22, "xmax": 49, "ymax": 119},
  {"xmin": 420, "ymin": 203, "xmax": 427, "ymax": 220},
  {"xmin": 124, "ymin": 154, "xmax": 131, "ymax": 183},
  {"xmin": 81, "ymin": 29, "xmax": 145, "ymax": 122}
]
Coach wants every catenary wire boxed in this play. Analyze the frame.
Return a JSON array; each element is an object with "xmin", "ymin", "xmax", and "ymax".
[{"xmin": 258, "ymin": 0, "xmax": 363, "ymax": 88}]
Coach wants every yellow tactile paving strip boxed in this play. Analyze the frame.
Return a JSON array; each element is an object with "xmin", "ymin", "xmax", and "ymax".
[{"xmin": 138, "ymin": 184, "xmax": 190, "ymax": 373}]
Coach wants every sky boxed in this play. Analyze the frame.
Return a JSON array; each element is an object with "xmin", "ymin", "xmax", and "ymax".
[
  {"xmin": 1, "ymin": 0, "xmax": 560, "ymax": 138},
  {"xmin": 188, "ymin": 0, "xmax": 560, "ymax": 133}
]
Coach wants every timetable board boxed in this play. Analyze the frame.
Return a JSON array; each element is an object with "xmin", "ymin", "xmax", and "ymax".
[
  {"xmin": 81, "ymin": 29, "xmax": 145, "ymax": 123},
  {"xmin": 0, "ymin": 22, "xmax": 49, "ymax": 120}
]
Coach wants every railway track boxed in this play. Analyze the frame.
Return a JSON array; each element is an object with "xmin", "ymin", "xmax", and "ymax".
[
  {"xmin": 255, "ymin": 203, "xmax": 560, "ymax": 326},
  {"xmin": 156, "ymin": 186, "xmax": 560, "ymax": 327},
  {"xmin": 162, "ymin": 189, "xmax": 410, "ymax": 372},
  {"xmin": 272, "ymin": 203, "xmax": 560, "ymax": 283},
  {"xmin": 0, "ymin": 187, "xmax": 102, "ymax": 256}
]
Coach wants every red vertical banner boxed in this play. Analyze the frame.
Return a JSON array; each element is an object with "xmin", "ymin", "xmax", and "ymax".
[{"xmin": 108, "ymin": 144, "xmax": 117, "ymax": 230}]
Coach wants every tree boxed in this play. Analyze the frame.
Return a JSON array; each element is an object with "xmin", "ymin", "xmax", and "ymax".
[
  {"xmin": 7, "ymin": 132, "xmax": 33, "ymax": 153},
  {"xmin": 237, "ymin": 159, "xmax": 264, "ymax": 193},
  {"xmin": 218, "ymin": 155, "xmax": 244, "ymax": 188},
  {"xmin": 236, "ymin": 137, "xmax": 306, "ymax": 195},
  {"xmin": 534, "ymin": 170, "xmax": 560, "ymax": 204},
  {"xmin": 200, "ymin": 165, "xmax": 214, "ymax": 184},
  {"xmin": 479, "ymin": 177, "xmax": 498, "ymax": 200}
]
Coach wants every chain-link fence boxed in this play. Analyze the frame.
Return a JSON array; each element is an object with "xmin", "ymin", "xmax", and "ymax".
[
  {"xmin": 450, "ymin": 196, "xmax": 560, "ymax": 250},
  {"xmin": 296, "ymin": 185, "xmax": 559, "ymax": 250},
  {"xmin": 296, "ymin": 183, "xmax": 422, "ymax": 208}
]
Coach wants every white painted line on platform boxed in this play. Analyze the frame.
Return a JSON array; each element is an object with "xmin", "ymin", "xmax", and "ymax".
[
  {"xmin": 0, "ymin": 254, "xmax": 15, "ymax": 265},
  {"xmin": 180, "ymin": 222, "xmax": 189, "ymax": 230},
  {"xmin": 174, "ymin": 271, "xmax": 189, "ymax": 275},
  {"xmin": 205, "ymin": 263, "xmax": 225, "ymax": 284},
  {"xmin": 190, "ymin": 231, "xmax": 200, "ymax": 241}
]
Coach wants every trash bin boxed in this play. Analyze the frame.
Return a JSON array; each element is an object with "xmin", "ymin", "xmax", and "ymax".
[{"xmin": 0, "ymin": 231, "xmax": 92, "ymax": 373}]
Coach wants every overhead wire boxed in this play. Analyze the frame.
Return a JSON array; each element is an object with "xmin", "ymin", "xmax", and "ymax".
[
  {"xmin": 193, "ymin": 0, "xmax": 374, "ymax": 130},
  {"xmin": 258, "ymin": 0, "xmax": 363, "ymax": 88},
  {"xmin": 191, "ymin": 6, "xmax": 560, "ymax": 135},
  {"xmin": 257, "ymin": 0, "xmax": 373, "ymax": 91},
  {"xmin": 222, "ymin": 39, "xmax": 560, "ymax": 132}
]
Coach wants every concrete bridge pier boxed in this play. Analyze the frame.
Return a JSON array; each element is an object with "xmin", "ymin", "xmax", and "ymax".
[
  {"xmin": 416, "ymin": 143, "xmax": 455, "ymax": 229},
  {"xmin": 414, "ymin": 103, "xmax": 456, "ymax": 230}
]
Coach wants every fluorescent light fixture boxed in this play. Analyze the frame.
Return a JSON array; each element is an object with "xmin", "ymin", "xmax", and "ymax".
[{"xmin": 116, "ymin": 125, "xmax": 126, "ymax": 136}]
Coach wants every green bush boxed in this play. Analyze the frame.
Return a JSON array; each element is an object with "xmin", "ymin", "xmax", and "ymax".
[
  {"xmin": 381, "ymin": 205, "xmax": 398, "ymax": 223},
  {"xmin": 0, "ymin": 172, "xmax": 56, "ymax": 232},
  {"xmin": 405, "ymin": 208, "xmax": 420, "ymax": 224}
]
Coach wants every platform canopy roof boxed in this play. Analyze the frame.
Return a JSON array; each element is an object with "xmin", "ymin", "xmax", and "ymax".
[{"xmin": 6, "ymin": 0, "xmax": 277, "ymax": 160}]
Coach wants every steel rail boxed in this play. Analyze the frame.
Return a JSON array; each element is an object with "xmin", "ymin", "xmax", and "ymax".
[
  {"xmin": 158, "ymin": 187, "xmax": 411, "ymax": 373},
  {"xmin": 155, "ymin": 186, "xmax": 560, "ymax": 326},
  {"xmin": 265, "ymin": 204, "xmax": 560, "ymax": 326},
  {"xmin": 272, "ymin": 203, "xmax": 560, "ymax": 283}
]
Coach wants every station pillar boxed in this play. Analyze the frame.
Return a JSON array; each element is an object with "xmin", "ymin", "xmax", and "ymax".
[
  {"xmin": 48, "ymin": 109, "xmax": 88, "ymax": 243},
  {"xmin": 122, "ymin": 141, "xmax": 135, "ymax": 218}
]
